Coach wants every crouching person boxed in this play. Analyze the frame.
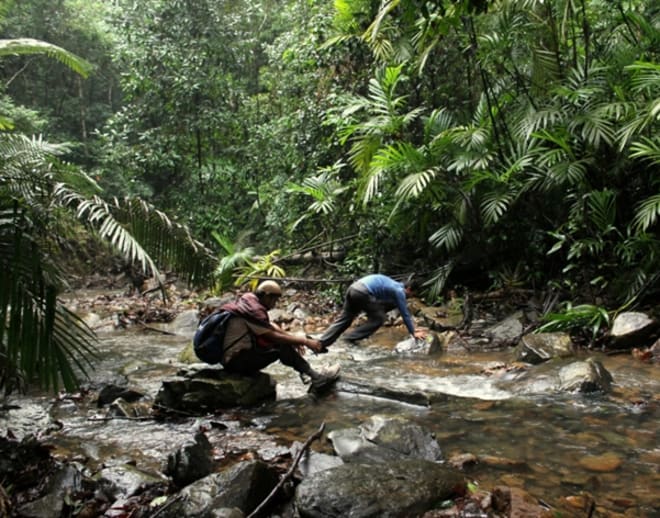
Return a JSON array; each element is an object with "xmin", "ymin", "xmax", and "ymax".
[{"xmin": 219, "ymin": 281, "xmax": 339, "ymax": 395}]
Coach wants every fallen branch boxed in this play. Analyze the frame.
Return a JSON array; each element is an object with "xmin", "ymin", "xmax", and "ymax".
[
  {"xmin": 274, "ymin": 234, "xmax": 359, "ymax": 264},
  {"xmin": 137, "ymin": 322, "xmax": 176, "ymax": 335},
  {"xmin": 247, "ymin": 421, "xmax": 326, "ymax": 518},
  {"xmin": 250, "ymin": 276, "xmax": 352, "ymax": 285},
  {"xmin": 88, "ymin": 415, "xmax": 154, "ymax": 422}
]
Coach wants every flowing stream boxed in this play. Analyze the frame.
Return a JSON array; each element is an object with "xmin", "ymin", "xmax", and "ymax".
[{"xmin": 2, "ymin": 324, "xmax": 659, "ymax": 516}]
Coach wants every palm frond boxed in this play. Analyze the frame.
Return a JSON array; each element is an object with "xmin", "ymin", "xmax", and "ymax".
[
  {"xmin": 586, "ymin": 190, "xmax": 617, "ymax": 233},
  {"xmin": 364, "ymin": 0, "xmax": 400, "ymax": 44},
  {"xmin": 70, "ymin": 192, "xmax": 214, "ymax": 287},
  {"xmin": 429, "ymin": 223, "xmax": 463, "ymax": 253},
  {"xmin": 629, "ymin": 136, "xmax": 660, "ymax": 165},
  {"xmin": 0, "ymin": 213, "xmax": 97, "ymax": 393},
  {"xmin": 537, "ymin": 303, "xmax": 610, "ymax": 340},
  {"xmin": 633, "ymin": 194, "xmax": 660, "ymax": 232},
  {"xmin": 0, "ymin": 38, "xmax": 93, "ymax": 77},
  {"xmin": 568, "ymin": 108, "xmax": 616, "ymax": 148},
  {"xmin": 481, "ymin": 191, "xmax": 514, "ymax": 225},
  {"xmin": 396, "ymin": 167, "xmax": 439, "ymax": 200},
  {"xmin": 625, "ymin": 61, "xmax": 660, "ymax": 94},
  {"xmin": 235, "ymin": 250, "xmax": 285, "ymax": 289},
  {"xmin": 423, "ymin": 261, "xmax": 456, "ymax": 302}
]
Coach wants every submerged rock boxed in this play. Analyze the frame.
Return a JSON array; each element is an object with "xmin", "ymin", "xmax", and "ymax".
[
  {"xmin": 491, "ymin": 486, "xmax": 550, "ymax": 517},
  {"xmin": 578, "ymin": 452, "xmax": 622, "ymax": 472},
  {"xmin": 96, "ymin": 383, "xmax": 145, "ymax": 407},
  {"xmin": 494, "ymin": 357, "xmax": 613, "ymax": 395},
  {"xmin": 336, "ymin": 376, "xmax": 433, "ymax": 406}
]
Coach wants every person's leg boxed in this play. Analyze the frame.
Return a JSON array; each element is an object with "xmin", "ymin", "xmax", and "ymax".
[
  {"xmin": 226, "ymin": 344, "xmax": 335, "ymax": 385},
  {"xmin": 223, "ymin": 347, "xmax": 279, "ymax": 376},
  {"xmin": 319, "ymin": 285, "xmax": 370, "ymax": 347},
  {"xmin": 277, "ymin": 344, "xmax": 315, "ymax": 376},
  {"xmin": 278, "ymin": 344, "xmax": 340, "ymax": 395},
  {"xmin": 343, "ymin": 296, "xmax": 387, "ymax": 341}
]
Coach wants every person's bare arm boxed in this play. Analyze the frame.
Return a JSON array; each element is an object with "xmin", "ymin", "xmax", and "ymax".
[{"xmin": 261, "ymin": 328, "xmax": 323, "ymax": 353}]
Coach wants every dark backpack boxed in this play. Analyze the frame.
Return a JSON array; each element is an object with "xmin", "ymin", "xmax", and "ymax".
[{"xmin": 193, "ymin": 310, "xmax": 233, "ymax": 364}]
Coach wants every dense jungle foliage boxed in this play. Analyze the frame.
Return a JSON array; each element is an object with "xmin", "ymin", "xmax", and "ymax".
[{"xmin": 1, "ymin": 0, "xmax": 658, "ymax": 391}]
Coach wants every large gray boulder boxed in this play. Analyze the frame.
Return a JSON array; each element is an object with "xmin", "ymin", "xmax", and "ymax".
[
  {"xmin": 327, "ymin": 415, "xmax": 442, "ymax": 463},
  {"xmin": 154, "ymin": 368, "xmax": 276, "ymax": 414},
  {"xmin": 294, "ymin": 459, "xmax": 466, "ymax": 518},
  {"xmin": 166, "ymin": 460, "xmax": 279, "ymax": 517}
]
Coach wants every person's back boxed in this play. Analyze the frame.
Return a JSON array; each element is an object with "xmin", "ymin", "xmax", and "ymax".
[
  {"xmin": 319, "ymin": 273, "xmax": 425, "ymax": 348},
  {"xmin": 359, "ymin": 274, "xmax": 404, "ymax": 304}
]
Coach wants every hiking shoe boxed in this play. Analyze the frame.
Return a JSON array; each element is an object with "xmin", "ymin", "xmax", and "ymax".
[{"xmin": 308, "ymin": 365, "xmax": 340, "ymax": 395}]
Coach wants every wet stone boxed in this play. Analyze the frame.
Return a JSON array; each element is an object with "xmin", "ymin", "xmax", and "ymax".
[
  {"xmin": 491, "ymin": 486, "xmax": 549, "ymax": 517},
  {"xmin": 558, "ymin": 358, "xmax": 613, "ymax": 393},
  {"xmin": 327, "ymin": 415, "xmax": 443, "ymax": 463},
  {"xmin": 578, "ymin": 452, "xmax": 623, "ymax": 472},
  {"xmin": 164, "ymin": 431, "xmax": 214, "ymax": 488},
  {"xmin": 394, "ymin": 332, "xmax": 442, "ymax": 355},
  {"xmin": 168, "ymin": 460, "xmax": 279, "ymax": 517},
  {"xmin": 154, "ymin": 368, "xmax": 276, "ymax": 414},
  {"xmin": 483, "ymin": 312, "xmax": 524, "ymax": 347},
  {"xmin": 515, "ymin": 332, "xmax": 575, "ymax": 364},
  {"xmin": 295, "ymin": 459, "xmax": 466, "ymax": 518},
  {"xmin": 97, "ymin": 383, "xmax": 145, "ymax": 407},
  {"xmin": 16, "ymin": 464, "xmax": 83, "ymax": 518},
  {"xmin": 335, "ymin": 376, "xmax": 432, "ymax": 406},
  {"xmin": 609, "ymin": 312, "xmax": 659, "ymax": 349},
  {"xmin": 96, "ymin": 463, "xmax": 168, "ymax": 499}
]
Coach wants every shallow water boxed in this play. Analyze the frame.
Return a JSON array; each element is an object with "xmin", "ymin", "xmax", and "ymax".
[{"xmin": 2, "ymin": 327, "xmax": 658, "ymax": 516}]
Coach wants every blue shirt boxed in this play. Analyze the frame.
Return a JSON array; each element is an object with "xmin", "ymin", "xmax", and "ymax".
[{"xmin": 359, "ymin": 274, "xmax": 415, "ymax": 335}]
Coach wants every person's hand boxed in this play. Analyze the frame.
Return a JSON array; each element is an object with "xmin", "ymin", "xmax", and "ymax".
[
  {"xmin": 413, "ymin": 328, "xmax": 427, "ymax": 340},
  {"xmin": 304, "ymin": 337, "xmax": 323, "ymax": 353}
]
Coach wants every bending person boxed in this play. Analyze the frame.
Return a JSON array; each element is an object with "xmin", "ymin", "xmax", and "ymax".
[
  {"xmin": 220, "ymin": 280, "xmax": 339, "ymax": 395},
  {"xmin": 319, "ymin": 273, "xmax": 426, "ymax": 349}
]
